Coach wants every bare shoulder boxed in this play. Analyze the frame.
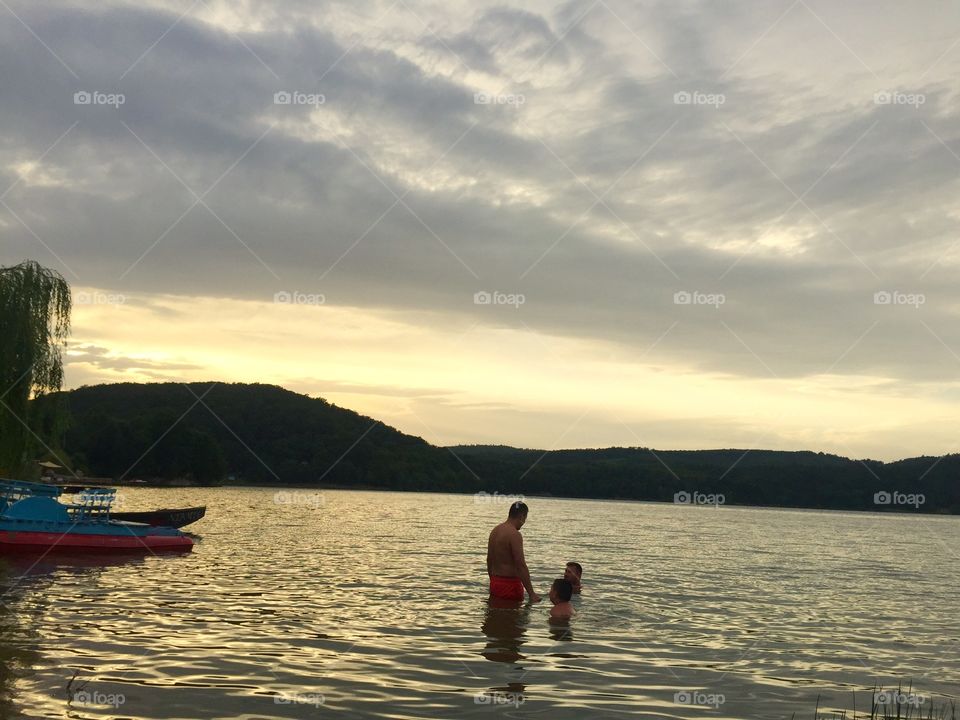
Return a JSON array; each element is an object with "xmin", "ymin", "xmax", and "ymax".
[
  {"xmin": 489, "ymin": 522, "xmax": 509, "ymax": 541},
  {"xmin": 503, "ymin": 524, "xmax": 521, "ymax": 542}
]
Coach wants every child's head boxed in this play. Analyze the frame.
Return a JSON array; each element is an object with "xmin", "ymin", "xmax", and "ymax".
[
  {"xmin": 564, "ymin": 562, "xmax": 583, "ymax": 584},
  {"xmin": 550, "ymin": 578, "xmax": 573, "ymax": 604}
]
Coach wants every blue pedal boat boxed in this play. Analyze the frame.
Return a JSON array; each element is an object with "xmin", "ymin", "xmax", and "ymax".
[{"xmin": 0, "ymin": 479, "xmax": 193, "ymax": 552}]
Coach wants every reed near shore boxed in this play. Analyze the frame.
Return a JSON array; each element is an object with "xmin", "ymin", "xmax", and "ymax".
[{"xmin": 802, "ymin": 685, "xmax": 957, "ymax": 720}]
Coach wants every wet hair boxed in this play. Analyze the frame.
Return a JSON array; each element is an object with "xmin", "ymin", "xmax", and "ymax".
[
  {"xmin": 508, "ymin": 501, "xmax": 528, "ymax": 518},
  {"xmin": 566, "ymin": 561, "xmax": 583, "ymax": 579},
  {"xmin": 552, "ymin": 578, "xmax": 573, "ymax": 602}
]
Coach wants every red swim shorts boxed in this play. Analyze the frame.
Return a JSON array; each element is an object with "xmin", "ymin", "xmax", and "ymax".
[{"xmin": 489, "ymin": 575, "xmax": 524, "ymax": 601}]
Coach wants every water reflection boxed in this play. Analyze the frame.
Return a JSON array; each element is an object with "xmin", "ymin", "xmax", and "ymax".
[
  {"xmin": 1, "ymin": 551, "xmax": 150, "ymax": 579},
  {"xmin": 480, "ymin": 600, "xmax": 531, "ymax": 664},
  {"xmin": 0, "ymin": 551, "xmax": 188, "ymax": 718},
  {"xmin": 0, "ymin": 616, "xmax": 37, "ymax": 717},
  {"xmin": 548, "ymin": 617, "xmax": 574, "ymax": 643},
  {"xmin": 1, "ymin": 489, "xmax": 958, "ymax": 719},
  {"xmin": 0, "ymin": 559, "xmax": 43, "ymax": 715}
]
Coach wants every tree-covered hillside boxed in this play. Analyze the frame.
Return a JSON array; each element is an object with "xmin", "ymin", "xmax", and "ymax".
[
  {"xmin": 30, "ymin": 382, "xmax": 960, "ymax": 513},
  {"xmin": 449, "ymin": 445, "xmax": 960, "ymax": 513},
  {"xmin": 35, "ymin": 382, "xmax": 463, "ymax": 488}
]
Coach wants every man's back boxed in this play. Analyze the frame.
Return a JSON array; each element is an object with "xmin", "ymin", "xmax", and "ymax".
[
  {"xmin": 487, "ymin": 522, "xmax": 519, "ymax": 576},
  {"xmin": 486, "ymin": 502, "xmax": 540, "ymax": 603}
]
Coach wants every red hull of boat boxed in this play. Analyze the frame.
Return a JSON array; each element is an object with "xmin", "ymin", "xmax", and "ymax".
[{"xmin": 0, "ymin": 531, "xmax": 193, "ymax": 552}]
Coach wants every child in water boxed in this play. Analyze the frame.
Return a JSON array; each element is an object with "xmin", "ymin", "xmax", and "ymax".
[
  {"xmin": 549, "ymin": 578, "xmax": 575, "ymax": 619},
  {"xmin": 564, "ymin": 562, "xmax": 583, "ymax": 593}
]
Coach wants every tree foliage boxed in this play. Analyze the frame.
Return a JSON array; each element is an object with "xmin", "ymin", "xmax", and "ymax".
[
  {"xmin": 0, "ymin": 260, "xmax": 71, "ymax": 476},
  {"xmin": 34, "ymin": 382, "xmax": 460, "ymax": 488},
  {"xmin": 31, "ymin": 381, "xmax": 960, "ymax": 513}
]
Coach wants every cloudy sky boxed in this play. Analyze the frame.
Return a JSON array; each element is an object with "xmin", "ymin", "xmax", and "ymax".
[{"xmin": 2, "ymin": 0, "xmax": 959, "ymax": 460}]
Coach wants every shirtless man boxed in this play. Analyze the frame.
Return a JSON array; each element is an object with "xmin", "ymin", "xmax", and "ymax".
[{"xmin": 486, "ymin": 501, "xmax": 540, "ymax": 603}]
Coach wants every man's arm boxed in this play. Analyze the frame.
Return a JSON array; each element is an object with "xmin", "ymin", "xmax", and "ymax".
[
  {"xmin": 486, "ymin": 531, "xmax": 493, "ymax": 577},
  {"xmin": 511, "ymin": 532, "xmax": 540, "ymax": 602}
]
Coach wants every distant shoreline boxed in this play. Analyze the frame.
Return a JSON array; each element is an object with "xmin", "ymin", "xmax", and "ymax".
[
  {"xmin": 108, "ymin": 482, "xmax": 960, "ymax": 517},
  {"xmin": 34, "ymin": 383, "xmax": 960, "ymax": 516}
]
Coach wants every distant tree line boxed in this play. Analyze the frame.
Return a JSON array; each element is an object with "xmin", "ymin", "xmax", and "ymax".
[
  {"xmin": 31, "ymin": 382, "xmax": 960, "ymax": 513},
  {"xmin": 450, "ymin": 446, "xmax": 960, "ymax": 513},
  {"xmin": 33, "ymin": 382, "xmax": 462, "ymax": 489}
]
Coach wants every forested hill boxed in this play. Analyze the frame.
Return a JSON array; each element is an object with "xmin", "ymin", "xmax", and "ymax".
[
  {"xmin": 35, "ymin": 382, "xmax": 463, "ymax": 490},
  {"xmin": 31, "ymin": 383, "xmax": 960, "ymax": 513},
  {"xmin": 448, "ymin": 445, "xmax": 960, "ymax": 513}
]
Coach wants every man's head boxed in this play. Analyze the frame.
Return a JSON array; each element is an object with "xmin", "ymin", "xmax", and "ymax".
[
  {"xmin": 549, "ymin": 578, "xmax": 573, "ymax": 604},
  {"xmin": 507, "ymin": 501, "xmax": 528, "ymax": 528},
  {"xmin": 564, "ymin": 562, "xmax": 582, "ymax": 585}
]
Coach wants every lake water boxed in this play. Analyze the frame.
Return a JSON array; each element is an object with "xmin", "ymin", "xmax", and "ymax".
[{"xmin": 1, "ymin": 488, "xmax": 957, "ymax": 719}]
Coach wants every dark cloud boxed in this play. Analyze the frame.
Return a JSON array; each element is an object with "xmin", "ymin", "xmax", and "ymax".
[{"xmin": 2, "ymin": 0, "xmax": 960, "ymax": 387}]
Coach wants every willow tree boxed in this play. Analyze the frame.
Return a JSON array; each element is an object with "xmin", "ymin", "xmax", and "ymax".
[{"xmin": 0, "ymin": 260, "xmax": 71, "ymax": 477}]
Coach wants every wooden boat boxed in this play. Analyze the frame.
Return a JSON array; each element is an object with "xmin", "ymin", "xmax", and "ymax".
[
  {"xmin": 0, "ymin": 480, "xmax": 193, "ymax": 552},
  {"xmin": 111, "ymin": 506, "xmax": 206, "ymax": 528}
]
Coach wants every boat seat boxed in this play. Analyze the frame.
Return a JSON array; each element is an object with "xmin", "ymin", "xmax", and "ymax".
[
  {"xmin": 64, "ymin": 488, "xmax": 116, "ymax": 521},
  {"xmin": 2, "ymin": 496, "xmax": 71, "ymax": 523}
]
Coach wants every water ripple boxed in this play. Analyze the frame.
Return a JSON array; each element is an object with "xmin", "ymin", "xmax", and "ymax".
[{"xmin": 0, "ymin": 490, "xmax": 957, "ymax": 718}]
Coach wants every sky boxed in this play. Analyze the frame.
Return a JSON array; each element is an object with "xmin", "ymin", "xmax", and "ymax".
[{"xmin": 2, "ymin": 0, "xmax": 959, "ymax": 460}]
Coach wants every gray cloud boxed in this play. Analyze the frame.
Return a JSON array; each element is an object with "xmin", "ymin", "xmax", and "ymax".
[
  {"xmin": 3, "ymin": 0, "xmax": 960, "ymax": 388},
  {"xmin": 297, "ymin": 378, "xmax": 455, "ymax": 399},
  {"xmin": 67, "ymin": 344, "xmax": 202, "ymax": 373}
]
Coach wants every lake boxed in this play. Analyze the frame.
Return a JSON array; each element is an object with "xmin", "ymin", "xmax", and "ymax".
[{"xmin": 1, "ymin": 488, "xmax": 957, "ymax": 718}]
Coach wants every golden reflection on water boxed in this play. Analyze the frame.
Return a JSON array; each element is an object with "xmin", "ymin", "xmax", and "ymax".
[
  {"xmin": 0, "ymin": 488, "xmax": 957, "ymax": 719},
  {"xmin": 481, "ymin": 603, "xmax": 531, "ymax": 663}
]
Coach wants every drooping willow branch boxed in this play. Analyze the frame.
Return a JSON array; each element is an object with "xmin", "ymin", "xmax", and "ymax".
[{"xmin": 0, "ymin": 260, "xmax": 71, "ymax": 476}]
